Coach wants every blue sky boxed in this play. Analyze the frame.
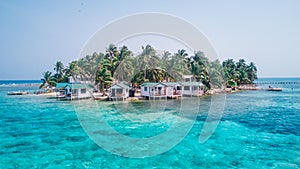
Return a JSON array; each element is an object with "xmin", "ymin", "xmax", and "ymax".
[{"xmin": 0, "ymin": 0, "xmax": 299, "ymax": 79}]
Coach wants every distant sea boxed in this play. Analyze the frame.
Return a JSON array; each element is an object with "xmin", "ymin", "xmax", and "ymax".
[
  {"xmin": 0, "ymin": 78, "xmax": 299, "ymax": 168},
  {"xmin": 255, "ymin": 77, "xmax": 300, "ymax": 82},
  {"xmin": 0, "ymin": 80, "xmax": 41, "ymax": 86}
]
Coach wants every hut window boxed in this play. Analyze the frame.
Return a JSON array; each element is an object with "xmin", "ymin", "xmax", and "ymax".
[
  {"xmin": 184, "ymin": 86, "xmax": 190, "ymax": 90},
  {"xmin": 72, "ymin": 89, "xmax": 77, "ymax": 94},
  {"xmin": 144, "ymin": 87, "xmax": 148, "ymax": 91},
  {"xmin": 185, "ymin": 78, "xmax": 190, "ymax": 82},
  {"xmin": 116, "ymin": 89, "xmax": 123, "ymax": 94},
  {"xmin": 81, "ymin": 89, "xmax": 86, "ymax": 94}
]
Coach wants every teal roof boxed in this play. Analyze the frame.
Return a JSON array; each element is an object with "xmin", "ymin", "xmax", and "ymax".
[
  {"xmin": 110, "ymin": 83, "xmax": 129, "ymax": 89},
  {"xmin": 180, "ymin": 82, "xmax": 203, "ymax": 86},
  {"xmin": 141, "ymin": 82, "xmax": 203, "ymax": 87},
  {"xmin": 161, "ymin": 82, "xmax": 181, "ymax": 87},
  {"xmin": 56, "ymin": 83, "xmax": 69, "ymax": 88},
  {"xmin": 66, "ymin": 83, "xmax": 94, "ymax": 89},
  {"xmin": 140, "ymin": 82, "xmax": 163, "ymax": 87}
]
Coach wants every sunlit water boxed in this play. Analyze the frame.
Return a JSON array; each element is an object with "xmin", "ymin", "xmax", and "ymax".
[{"xmin": 0, "ymin": 80, "xmax": 299, "ymax": 168}]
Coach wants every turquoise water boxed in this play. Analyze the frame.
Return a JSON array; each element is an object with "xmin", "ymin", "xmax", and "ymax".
[
  {"xmin": 0, "ymin": 80, "xmax": 41, "ymax": 86},
  {"xmin": 0, "ymin": 79, "xmax": 299, "ymax": 168}
]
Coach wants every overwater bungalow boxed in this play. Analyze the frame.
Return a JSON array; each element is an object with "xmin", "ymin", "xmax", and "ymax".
[
  {"xmin": 65, "ymin": 83, "xmax": 94, "ymax": 100},
  {"xmin": 140, "ymin": 82, "xmax": 167, "ymax": 99},
  {"xmin": 182, "ymin": 75, "xmax": 195, "ymax": 82},
  {"xmin": 140, "ymin": 82, "xmax": 183, "ymax": 99},
  {"xmin": 55, "ymin": 82, "xmax": 69, "ymax": 99},
  {"xmin": 180, "ymin": 75, "xmax": 204, "ymax": 96},
  {"xmin": 55, "ymin": 82, "xmax": 94, "ymax": 100},
  {"xmin": 108, "ymin": 83, "xmax": 130, "ymax": 100},
  {"xmin": 181, "ymin": 82, "xmax": 204, "ymax": 96},
  {"xmin": 161, "ymin": 82, "xmax": 182, "ymax": 98}
]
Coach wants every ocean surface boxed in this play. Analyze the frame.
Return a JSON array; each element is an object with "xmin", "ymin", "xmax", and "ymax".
[
  {"xmin": 0, "ymin": 80, "xmax": 41, "ymax": 86},
  {"xmin": 0, "ymin": 78, "xmax": 299, "ymax": 168}
]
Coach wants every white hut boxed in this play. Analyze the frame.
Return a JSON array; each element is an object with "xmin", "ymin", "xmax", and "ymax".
[
  {"xmin": 109, "ymin": 83, "xmax": 130, "ymax": 100},
  {"xmin": 55, "ymin": 82, "xmax": 69, "ymax": 99},
  {"xmin": 183, "ymin": 75, "xmax": 195, "ymax": 82},
  {"xmin": 65, "ymin": 83, "xmax": 94, "ymax": 100},
  {"xmin": 161, "ymin": 82, "xmax": 182, "ymax": 97},
  {"xmin": 181, "ymin": 82, "xmax": 204, "ymax": 96},
  {"xmin": 140, "ymin": 82, "xmax": 167, "ymax": 98}
]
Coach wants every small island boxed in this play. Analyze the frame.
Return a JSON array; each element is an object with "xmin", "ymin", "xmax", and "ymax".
[{"xmin": 39, "ymin": 44, "xmax": 258, "ymax": 100}]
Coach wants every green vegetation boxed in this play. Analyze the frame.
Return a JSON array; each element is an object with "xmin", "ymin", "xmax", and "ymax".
[
  {"xmin": 222, "ymin": 59, "xmax": 258, "ymax": 87},
  {"xmin": 40, "ymin": 44, "xmax": 257, "ymax": 91}
]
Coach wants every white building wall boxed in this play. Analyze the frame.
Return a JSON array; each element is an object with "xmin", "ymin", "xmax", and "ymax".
[
  {"xmin": 141, "ymin": 86, "xmax": 150, "ymax": 97},
  {"xmin": 65, "ymin": 86, "xmax": 92, "ymax": 99},
  {"xmin": 182, "ymin": 85, "xmax": 198, "ymax": 96},
  {"xmin": 77, "ymin": 88, "xmax": 92, "ymax": 99},
  {"xmin": 166, "ymin": 86, "xmax": 173, "ymax": 96}
]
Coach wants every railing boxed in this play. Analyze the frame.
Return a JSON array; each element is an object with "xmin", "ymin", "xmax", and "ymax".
[
  {"xmin": 111, "ymin": 93, "xmax": 125, "ymax": 97},
  {"xmin": 173, "ymin": 90, "xmax": 182, "ymax": 95},
  {"xmin": 255, "ymin": 81, "xmax": 300, "ymax": 85},
  {"xmin": 150, "ymin": 91, "xmax": 166, "ymax": 96},
  {"xmin": 255, "ymin": 81, "xmax": 300, "ymax": 89}
]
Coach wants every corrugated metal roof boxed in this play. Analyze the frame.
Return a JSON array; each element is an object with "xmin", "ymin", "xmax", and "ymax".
[
  {"xmin": 65, "ymin": 83, "xmax": 94, "ymax": 89},
  {"xmin": 56, "ymin": 83, "xmax": 69, "ymax": 88},
  {"xmin": 161, "ymin": 82, "xmax": 181, "ymax": 87},
  {"xmin": 110, "ymin": 83, "xmax": 129, "ymax": 89},
  {"xmin": 140, "ymin": 82, "xmax": 161, "ymax": 87},
  {"xmin": 141, "ymin": 81, "xmax": 203, "ymax": 87},
  {"xmin": 180, "ymin": 82, "xmax": 203, "ymax": 86}
]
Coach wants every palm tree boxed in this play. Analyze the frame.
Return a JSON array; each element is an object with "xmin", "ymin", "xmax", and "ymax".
[
  {"xmin": 103, "ymin": 44, "xmax": 119, "ymax": 77},
  {"xmin": 189, "ymin": 51, "xmax": 211, "ymax": 89},
  {"xmin": 160, "ymin": 50, "xmax": 171, "ymax": 69},
  {"xmin": 40, "ymin": 71, "xmax": 56, "ymax": 89},
  {"xmin": 113, "ymin": 45, "xmax": 132, "ymax": 79},
  {"xmin": 176, "ymin": 49, "xmax": 188, "ymax": 58},
  {"xmin": 54, "ymin": 61, "xmax": 64, "ymax": 75},
  {"xmin": 102, "ymin": 44, "xmax": 132, "ymax": 78},
  {"xmin": 163, "ymin": 49, "xmax": 189, "ymax": 81},
  {"xmin": 209, "ymin": 60, "xmax": 224, "ymax": 88},
  {"xmin": 237, "ymin": 59, "xmax": 251, "ymax": 84},
  {"xmin": 76, "ymin": 54, "xmax": 96, "ymax": 81},
  {"xmin": 141, "ymin": 44, "xmax": 156, "ymax": 57},
  {"xmin": 247, "ymin": 62, "xmax": 257, "ymax": 83},
  {"xmin": 145, "ymin": 67, "xmax": 169, "ymax": 82},
  {"xmin": 136, "ymin": 45, "xmax": 160, "ymax": 79},
  {"xmin": 131, "ymin": 67, "xmax": 172, "ymax": 84},
  {"xmin": 95, "ymin": 67, "xmax": 113, "ymax": 95},
  {"xmin": 114, "ymin": 55, "xmax": 134, "ymax": 82},
  {"xmin": 222, "ymin": 59, "xmax": 257, "ymax": 86},
  {"xmin": 101, "ymin": 57, "xmax": 118, "ymax": 78},
  {"xmin": 105, "ymin": 44, "xmax": 119, "ymax": 59},
  {"xmin": 118, "ymin": 45, "xmax": 131, "ymax": 62},
  {"xmin": 64, "ymin": 61, "xmax": 79, "ymax": 81},
  {"xmin": 174, "ymin": 49, "xmax": 189, "ymax": 71},
  {"xmin": 54, "ymin": 61, "xmax": 64, "ymax": 82},
  {"xmin": 223, "ymin": 59, "xmax": 237, "ymax": 87}
]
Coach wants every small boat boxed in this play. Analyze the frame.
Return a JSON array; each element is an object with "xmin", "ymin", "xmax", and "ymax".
[
  {"xmin": 267, "ymin": 88, "xmax": 282, "ymax": 91},
  {"xmin": 7, "ymin": 91, "xmax": 28, "ymax": 95}
]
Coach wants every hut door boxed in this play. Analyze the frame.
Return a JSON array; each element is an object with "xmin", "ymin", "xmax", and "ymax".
[
  {"xmin": 158, "ymin": 87, "xmax": 162, "ymax": 95},
  {"xmin": 112, "ymin": 89, "xmax": 115, "ymax": 97}
]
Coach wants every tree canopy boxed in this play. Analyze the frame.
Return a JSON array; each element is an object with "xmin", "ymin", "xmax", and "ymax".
[{"xmin": 40, "ymin": 44, "xmax": 257, "ymax": 91}]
